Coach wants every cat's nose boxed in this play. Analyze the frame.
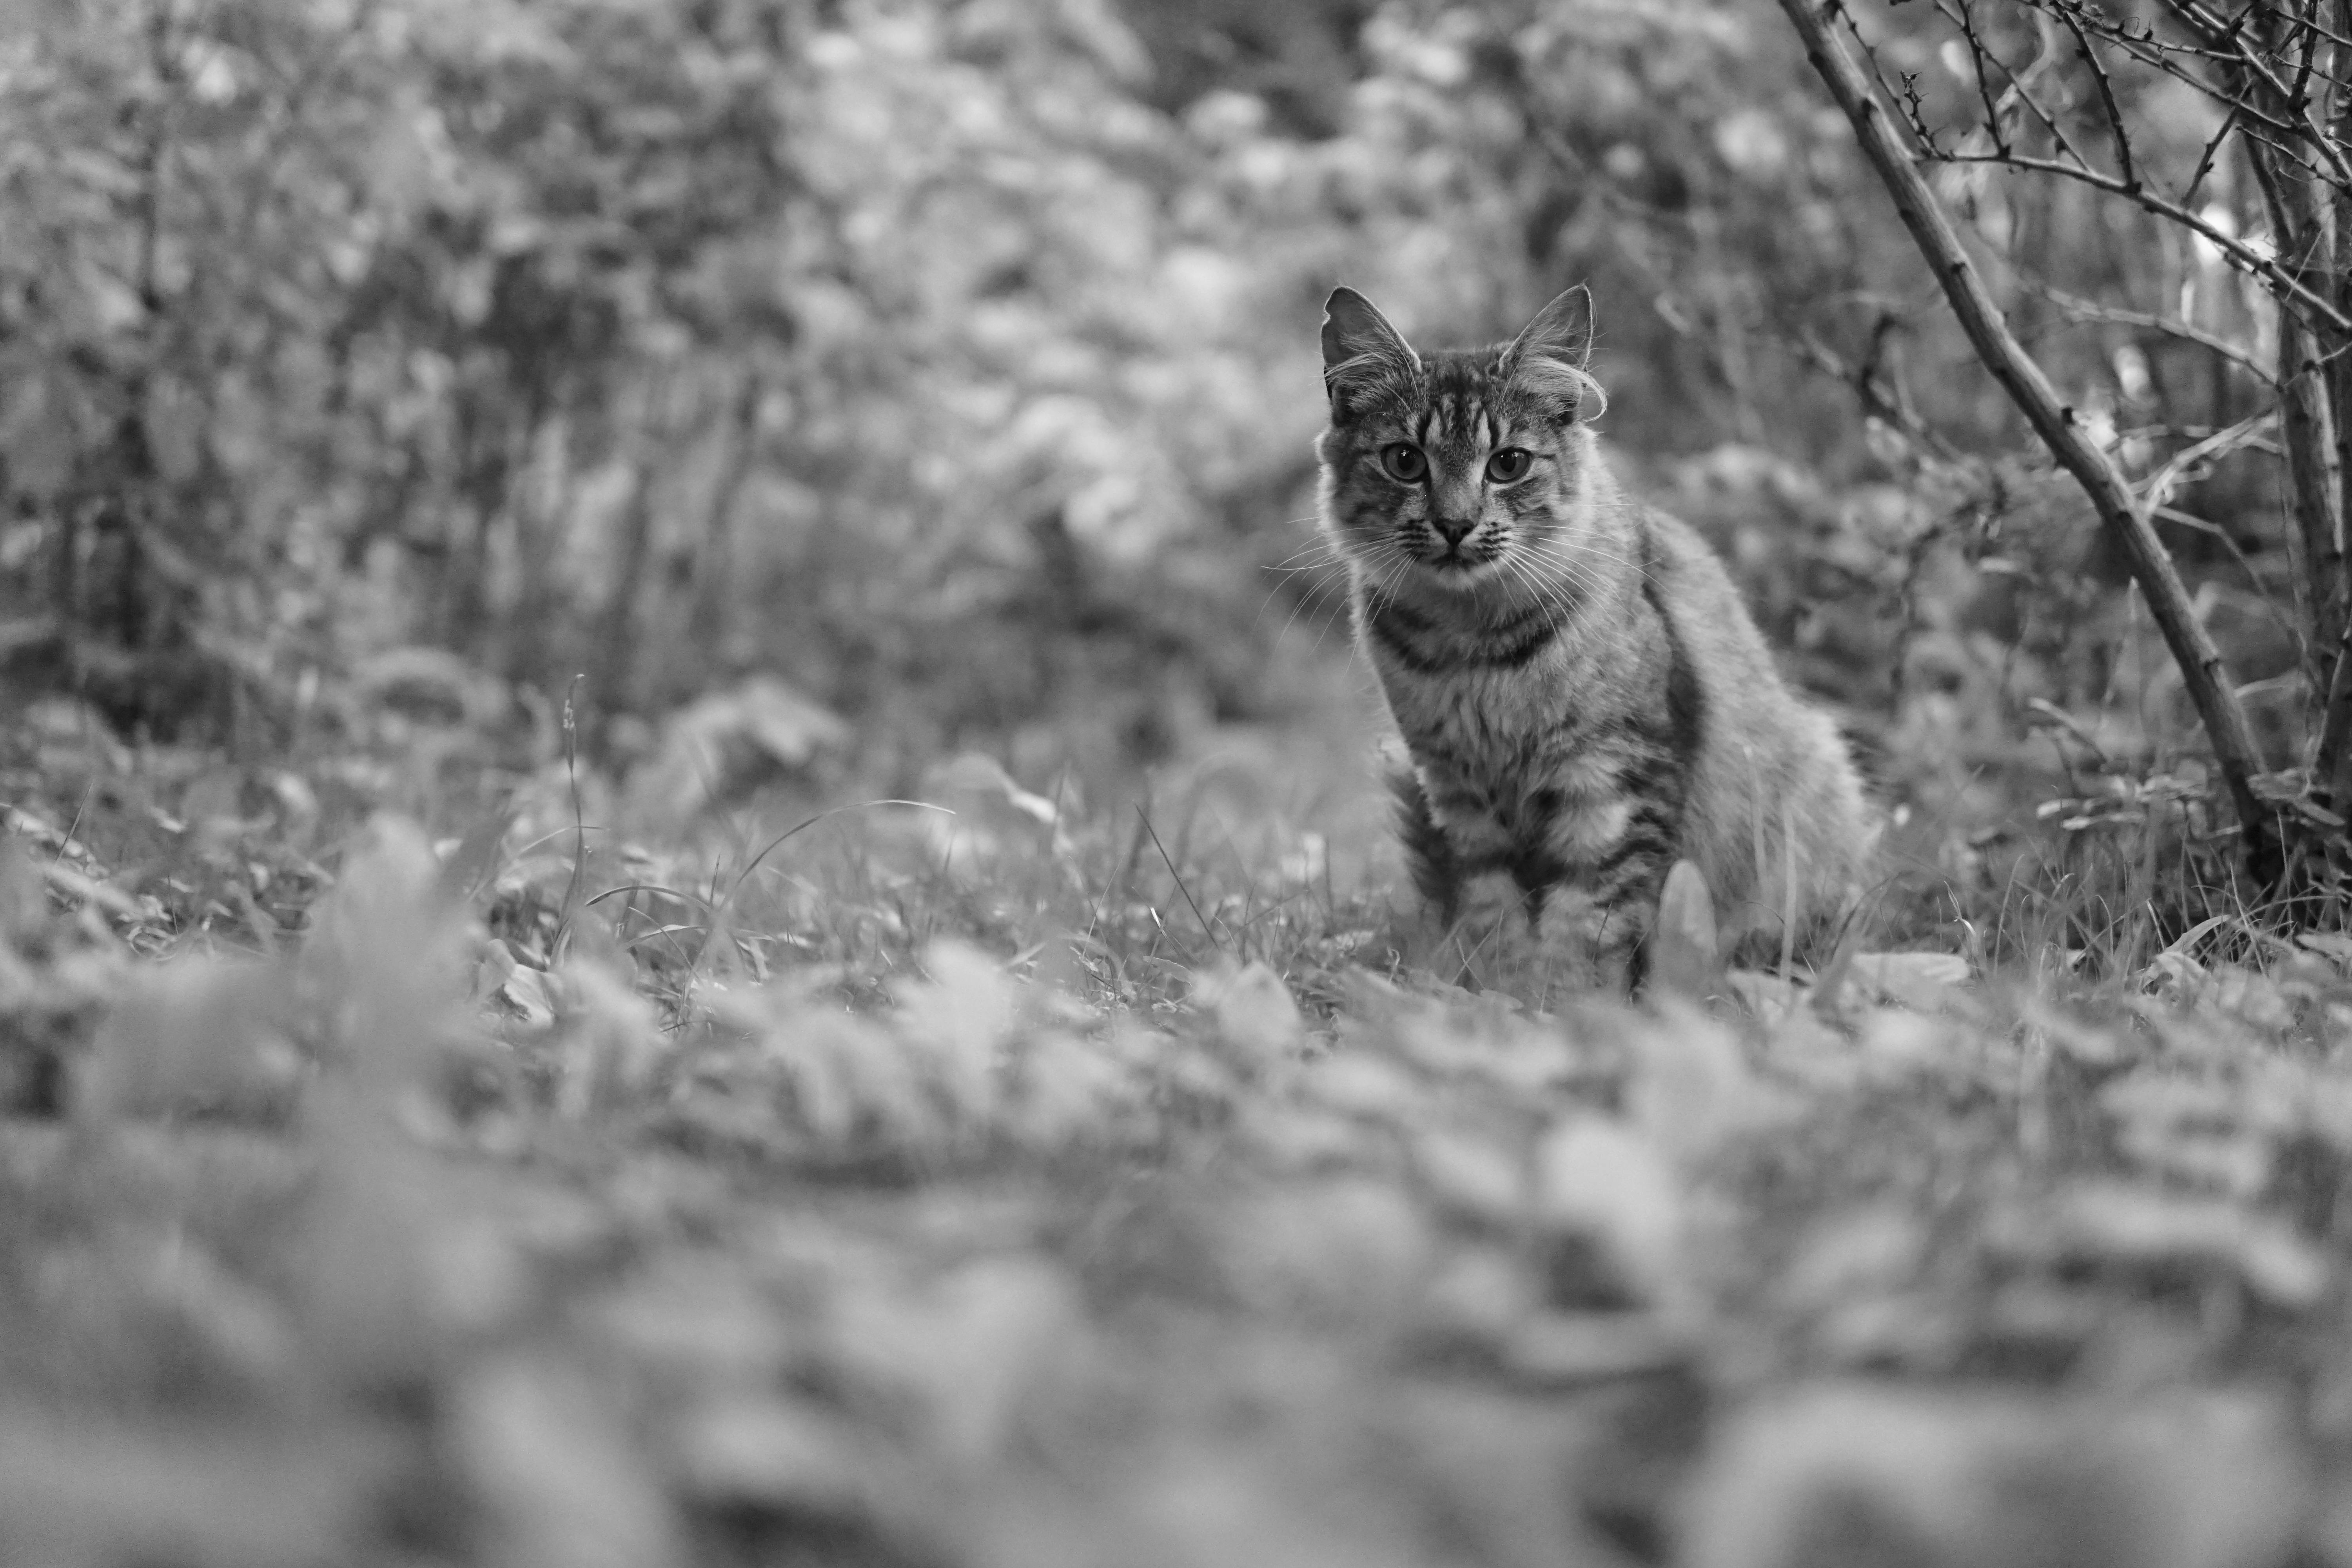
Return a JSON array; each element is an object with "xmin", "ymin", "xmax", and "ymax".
[{"xmin": 1433, "ymin": 517, "xmax": 1476, "ymax": 546}]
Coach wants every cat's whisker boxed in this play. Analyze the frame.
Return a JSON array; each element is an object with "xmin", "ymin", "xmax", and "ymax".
[
  {"xmin": 1515, "ymin": 537, "xmax": 1620, "ymax": 598},
  {"xmin": 1532, "ymin": 537, "xmax": 1648, "ymax": 579},
  {"xmin": 1510, "ymin": 553, "xmax": 1603, "ymax": 611},
  {"xmin": 1278, "ymin": 568, "xmax": 1359, "ymax": 651},
  {"xmin": 1254, "ymin": 568, "xmax": 1344, "ymax": 642},
  {"xmin": 1266, "ymin": 539, "xmax": 1348, "ymax": 571},
  {"xmin": 1502, "ymin": 552, "xmax": 1577, "ymax": 632}
]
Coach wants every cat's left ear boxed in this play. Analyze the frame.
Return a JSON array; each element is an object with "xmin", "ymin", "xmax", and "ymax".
[
  {"xmin": 1505, "ymin": 285, "xmax": 1594, "ymax": 372},
  {"xmin": 1502, "ymin": 285, "xmax": 1598, "ymax": 422}
]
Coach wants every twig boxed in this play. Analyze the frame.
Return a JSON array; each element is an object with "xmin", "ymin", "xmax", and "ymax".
[
  {"xmin": 2183, "ymin": 100, "xmax": 2241, "ymax": 206},
  {"xmin": 1929, "ymin": 0, "xmax": 2080, "ymax": 158},
  {"xmin": 1934, "ymin": 147, "xmax": 2352, "ymax": 334},
  {"xmin": 1951, "ymin": 0, "xmax": 2017, "ymax": 155},
  {"xmin": 2319, "ymin": 615, "xmax": 2352, "ymax": 807},
  {"xmin": 2056, "ymin": 4, "xmax": 2138, "ymax": 188},
  {"xmin": 550, "ymin": 675, "xmax": 590, "ymax": 965},
  {"xmin": 2161, "ymin": 0, "xmax": 2352, "ymax": 187},
  {"xmin": 2139, "ymin": 410, "xmax": 2282, "ymax": 508},
  {"xmin": 2012, "ymin": 276, "xmax": 2278, "ymax": 386},
  {"xmin": 2239, "ymin": 122, "xmax": 2347, "ymax": 678},
  {"xmin": 1837, "ymin": 2, "xmax": 1940, "ymax": 156},
  {"xmin": 2026, "ymin": 697, "xmax": 2116, "ymax": 766},
  {"xmin": 1788, "ymin": 328, "xmax": 1967, "ymax": 461}
]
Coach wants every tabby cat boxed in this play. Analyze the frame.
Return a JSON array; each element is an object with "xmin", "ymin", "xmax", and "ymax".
[{"xmin": 1317, "ymin": 284, "xmax": 1873, "ymax": 995}]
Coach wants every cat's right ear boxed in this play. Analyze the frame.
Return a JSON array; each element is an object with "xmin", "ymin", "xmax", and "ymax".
[{"xmin": 1321, "ymin": 287, "xmax": 1418, "ymax": 421}]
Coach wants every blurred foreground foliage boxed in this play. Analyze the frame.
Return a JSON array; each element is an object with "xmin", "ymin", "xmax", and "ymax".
[{"xmin": 8, "ymin": 792, "xmax": 2352, "ymax": 1566}]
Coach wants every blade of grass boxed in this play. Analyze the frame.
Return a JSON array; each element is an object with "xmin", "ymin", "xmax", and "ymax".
[
  {"xmin": 1137, "ymin": 804, "xmax": 1220, "ymax": 957},
  {"xmin": 551, "ymin": 675, "xmax": 590, "ymax": 965}
]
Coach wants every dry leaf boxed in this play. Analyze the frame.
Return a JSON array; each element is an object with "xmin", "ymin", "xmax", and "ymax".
[
  {"xmin": 1409, "ymin": 1127, "xmax": 1526, "ymax": 1227},
  {"xmin": 1222, "ymin": 1176, "xmax": 1433, "ymax": 1320},
  {"xmin": 77, "ymin": 957, "xmax": 301, "ymax": 1123},
  {"xmin": 1622, "ymin": 1000, "xmax": 1767, "ymax": 1165},
  {"xmin": 0, "ymin": 1416, "xmax": 382, "ymax": 1568},
  {"xmin": 552, "ymin": 957, "xmax": 662, "ymax": 1117},
  {"xmin": 1683, "ymin": 1383, "xmax": 2303, "ymax": 1568},
  {"xmin": 1300, "ymin": 1049, "xmax": 1422, "ymax": 1123},
  {"xmin": 895, "ymin": 939, "xmax": 1016, "ymax": 1126},
  {"xmin": 669, "ymin": 1395, "xmax": 867, "ymax": 1518},
  {"xmin": 450, "ymin": 1354, "xmax": 681, "ymax": 1568},
  {"xmin": 1499, "ymin": 1310, "xmax": 1691, "ymax": 1385},
  {"xmin": 1998, "ymin": 1183, "xmax": 2330, "ymax": 1312},
  {"xmin": 1530, "ymin": 1114, "xmax": 1685, "ymax": 1309},
  {"xmin": 1193, "ymin": 959, "xmax": 1305, "ymax": 1063},
  {"xmin": 824, "ymin": 1256, "xmax": 1084, "ymax": 1463},
  {"xmin": 1847, "ymin": 952, "xmax": 1971, "ymax": 1009}
]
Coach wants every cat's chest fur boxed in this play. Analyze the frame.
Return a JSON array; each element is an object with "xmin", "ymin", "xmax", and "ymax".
[
  {"xmin": 1364, "ymin": 593, "xmax": 1645, "ymax": 791},
  {"xmin": 1359, "ymin": 584, "xmax": 1671, "ymax": 884}
]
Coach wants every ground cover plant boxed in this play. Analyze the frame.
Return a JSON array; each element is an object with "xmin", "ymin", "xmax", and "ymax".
[
  {"xmin": 7, "ymin": 717, "xmax": 2352, "ymax": 1567},
  {"xmin": 13, "ymin": 0, "xmax": 2352, "ymax": 1562}
]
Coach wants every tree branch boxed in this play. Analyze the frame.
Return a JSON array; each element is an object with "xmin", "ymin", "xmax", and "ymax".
[
  {"xmin": 1931, "ymin": 0, "xmax": 2086, "ymax": 162},
  {"xmin": 1949, "ymin": 0, "xmax": 2017, "ymax": 156},
  {"xmin": 1934, "ymin": 147, "xmax": 2352, "ymax": 334},
  {"xmin": 2323, "ymin": 0, "xmax": 2352, "ymax": 810},
  {"xmin": 1789, "ymin": 325, "xmax": 1967, "ymax": 462},
  {"xmin": 2243, "ymin": 135, "xmax": 2347, "ymax": 702},
  {"xmin": 1779, "ymin": 0, "xmax": 2280, "ymax": 872},
  {"xmin": 2056, "ymin": 5, "xmax": 2139, "ymax": 188},
  {"xmin": 2163, "ymin": 0, "xmax": 2352, "ymax": 188},
  {"xmin": 2013, "ymin": 276, "xmax": 2279, "ymax": 386}
]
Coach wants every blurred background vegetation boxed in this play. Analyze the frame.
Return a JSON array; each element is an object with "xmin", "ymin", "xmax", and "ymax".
[{"xmin": 0, "ymin": 0, "xmax": 2315, "ymax": 952}]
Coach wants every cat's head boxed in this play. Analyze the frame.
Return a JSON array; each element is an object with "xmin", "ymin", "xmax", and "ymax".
[{"xmin": 1316, "ymin": 285, "xmax": 1609, "ymax": 598}]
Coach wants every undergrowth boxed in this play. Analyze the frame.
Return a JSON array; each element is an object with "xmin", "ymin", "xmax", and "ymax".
[{"xmin": 5, "ymin": 733, "xmax": 2352, "ymax": 1567}]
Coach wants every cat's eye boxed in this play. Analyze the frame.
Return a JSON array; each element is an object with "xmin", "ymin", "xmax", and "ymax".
[
  {"xmin": 1485, "ymin": 448, "xmax": 1533, "ymax": 484},
  {"xmin": 1379, "ymin": 443, "xmax": 1428, "ymax": 483}
]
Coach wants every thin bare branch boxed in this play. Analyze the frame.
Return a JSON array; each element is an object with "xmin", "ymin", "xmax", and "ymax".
[
  {"xmin": 1931, "ymin": 0, "xmax": 2085, "ymax": 161},
  {"xmin": 1836, "ymin": 2, "xmax": 1942, "ymax": 157},
  {"xmin": 1788, "ymin": 327, "xmax": 1969, "ymax": 461},
  {"xmin": 2013, "ymin": 277, "xmax": 2280, "ymax": 386},
  {"xmin": 2184, "ymin": 100, "xmax": 2243, "ymax": 207},
  {"xmin": 1952, "ymin": 0, "xmax": 2016, "ymax": 154},
  {"xmin": 2058, "ymin": 8, "xmax": 2307, "ymax": 145},
  {"xmin": 2238, "ymin": 129, "xmax": 2348, "ymax": 699},
  {"xmin": 2140, "ymin": 410, "xmax": 2282, "ymax": 509},
  {"xmin": 2286, "ymin": 4, "xmax": 2322, "ymax": 109},
  {"xmin": 2323, "ymin": 0, "xmax": 2352, "ymax": 806},
  {"xmin": 1935, "ymin": 149, "xmax": 2352, "ymax": 334},
  {"xmin": 2159, "ymin": 0, "xmax": 2352, "ymax": 187},
  {"xmin": 2055, "ymin": 5, "xmax": 2138, "ymax": 187},
  {"xmin": 1895, "ymin": 67, "xmax": 1947, "ymax": 156}
]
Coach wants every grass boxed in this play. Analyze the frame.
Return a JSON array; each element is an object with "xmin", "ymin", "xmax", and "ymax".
[{"xmin": 4, "ymin": 722, "xmax": 2352, "ymax": 1568}]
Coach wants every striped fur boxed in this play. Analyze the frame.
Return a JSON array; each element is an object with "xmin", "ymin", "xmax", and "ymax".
[{"xmin": 1318, "ymin": 285, "xmax": 1873, "ymax": 995}]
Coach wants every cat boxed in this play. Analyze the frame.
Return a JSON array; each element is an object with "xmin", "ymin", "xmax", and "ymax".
[{"xmin": 1316, "ymin": 283, "xmax": 1873, "ymax": 997}]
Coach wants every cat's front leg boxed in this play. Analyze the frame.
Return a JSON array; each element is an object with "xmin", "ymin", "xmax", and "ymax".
[
  {"xmin": 1534, "ymin": 827, "xmax": 1678, "ymax": 996},
  {"xmin": 1404, "ymin": 772, "xmax": 1546, "ymax": 993},
  {"xmin": 1532, "ymin": 886, "xmax": 1650, "ymax": 996}
]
